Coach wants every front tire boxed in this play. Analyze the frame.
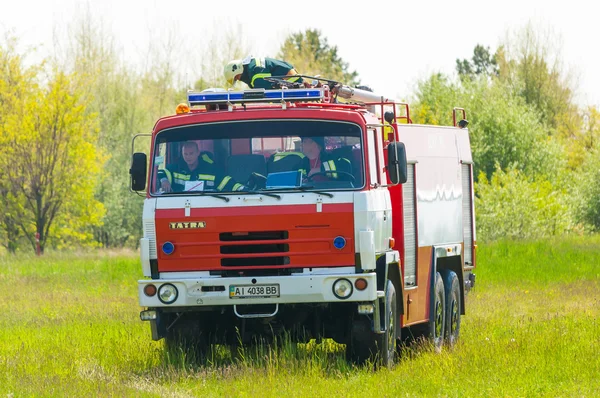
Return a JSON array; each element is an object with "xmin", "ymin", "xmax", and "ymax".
[
  {"xmin": 376, "ymin": 280, "xmax": 398, "ymax": 367},
  {"xmin": 345, "ymin": 280, "xmax": 398, "ymax": 367},
  {"xmin": 164, "ymin": 316, "xmax": 209, "ymax": 362}
]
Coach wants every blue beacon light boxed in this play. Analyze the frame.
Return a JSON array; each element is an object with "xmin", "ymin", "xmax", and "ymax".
[
  {"xmin": 162, "ymin": 241, "xmax": 175, "ymax": 255},
  {"xmin": 333, "ymin": 236, "xmax": 346, "ymax": 250}
]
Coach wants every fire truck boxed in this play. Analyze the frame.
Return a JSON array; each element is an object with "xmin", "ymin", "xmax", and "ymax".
[{"xmin": 130, "ymin": 79, "xmax": 476, "ymax": 366}]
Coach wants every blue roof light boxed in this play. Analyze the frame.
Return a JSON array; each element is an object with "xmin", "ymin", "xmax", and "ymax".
[{"xmin": 187, "ymin": 88, "xmax": 324, "ymax": 106}]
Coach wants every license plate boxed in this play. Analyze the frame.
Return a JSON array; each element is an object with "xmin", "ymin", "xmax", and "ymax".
[{"xmin": 229, "ymin": 284, "xmax": 280, "ymax": 299}]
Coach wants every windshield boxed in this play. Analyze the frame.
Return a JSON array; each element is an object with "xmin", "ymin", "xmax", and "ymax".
[{"xmin": 150, "ymin": 120, "xmax": 364, "ymax": 195}]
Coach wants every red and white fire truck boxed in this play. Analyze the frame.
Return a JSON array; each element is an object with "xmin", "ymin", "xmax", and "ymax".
[{"xmin": 130, "ymin": 79, "xmax": 476, "ymax": 365}]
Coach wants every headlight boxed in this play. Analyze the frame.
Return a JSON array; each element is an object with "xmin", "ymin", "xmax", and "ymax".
[
  {"xmin": 332, "ymin": 278, "xmax": 353, "ymax": 300},
  {"xmin": 158, "ymin": 283, "xmax": 178, "ymax": 304}
]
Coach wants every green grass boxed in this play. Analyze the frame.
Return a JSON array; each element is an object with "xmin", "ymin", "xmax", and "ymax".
[{"xmin": 1, "ymin": 238, "xmax": 599, "ymax": 397}]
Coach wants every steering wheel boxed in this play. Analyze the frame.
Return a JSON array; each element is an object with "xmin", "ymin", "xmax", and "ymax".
[
  {"xmin": 246, "ymin": 172, "xmax": 267, "ymax": 190},
  {"xmin": 307, "ymin": 171, "xmax": 355, "ymax": 182}
]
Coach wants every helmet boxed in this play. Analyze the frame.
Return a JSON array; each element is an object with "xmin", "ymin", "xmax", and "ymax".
[{"xmin": 224, "ymin": 59, "xmax": 243, "ymax": 85}]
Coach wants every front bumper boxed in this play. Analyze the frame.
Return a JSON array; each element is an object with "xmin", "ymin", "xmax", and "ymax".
[{"xmin": 138, "ymin": 272, "xmax": 377, "ymax": 307}]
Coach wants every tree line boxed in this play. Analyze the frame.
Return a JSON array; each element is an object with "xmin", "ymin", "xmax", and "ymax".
[{"xmin": 0, "ymin": 19, "xmax": 598, "ymax": 254}]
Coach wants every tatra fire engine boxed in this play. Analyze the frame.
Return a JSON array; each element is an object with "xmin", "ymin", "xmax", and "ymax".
[{"xmin": 130, "ymin": 78, "xmax": 476, "ymax": 365}]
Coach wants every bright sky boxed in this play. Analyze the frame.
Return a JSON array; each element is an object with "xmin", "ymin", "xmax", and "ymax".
[{"xmin": 2, "ymin": 0, "xmax": 599, "ymax": 107}]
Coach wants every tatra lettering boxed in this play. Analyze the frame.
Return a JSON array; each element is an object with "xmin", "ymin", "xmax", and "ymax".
[{"xmin": 169, "ymin": 221, "xmax": 206, "ymax": 229}]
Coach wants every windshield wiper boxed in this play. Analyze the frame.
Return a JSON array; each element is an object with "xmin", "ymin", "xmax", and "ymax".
[
  {"xmin": 164, "ymin": 191, "xmax": 230, "ymax": 202},
  {"xmin": 243, "ymin": 190, "xmax": 282, "ymax": 200},
  {"xmin": 263, "ymin": 186, "xmax": 334, "ymax": 198}
]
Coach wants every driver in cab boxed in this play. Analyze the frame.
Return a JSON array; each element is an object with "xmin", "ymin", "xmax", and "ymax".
[
  {"xmin": 300, "ymin": 136, "xmax": 352, "ymax": 182},
  {"xmin": 158, "ymin": 141, "xmax": 244, "ymax": 193}
]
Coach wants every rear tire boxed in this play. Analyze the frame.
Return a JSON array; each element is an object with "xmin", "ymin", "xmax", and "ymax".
[
  {"xmin": 441, "ymin": 270, "xmax": 461, "ymax": 347},
  {"xmin": 399, "ymin": 272, "xmax": 446, "ymax": 353}
]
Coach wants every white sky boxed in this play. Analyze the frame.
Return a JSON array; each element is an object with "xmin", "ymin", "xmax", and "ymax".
[{"xmin": 2, "ymin": 0, "xmax": 599, "ymax": 107}]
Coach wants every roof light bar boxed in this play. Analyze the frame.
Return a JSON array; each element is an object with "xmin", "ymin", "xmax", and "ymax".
[{"xmin": 187, "ymin": 88, "xmax": 324, "ymax": 106}]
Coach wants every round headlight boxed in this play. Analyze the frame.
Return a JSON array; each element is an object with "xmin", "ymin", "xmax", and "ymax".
[
  {"xmin": 332, "ymin": 278, "xmax": 353, "ymax": 300},
  {"xmin": 158, "ymin": 283, "xmax": 178, "ymax": 304},
  {"xmin": 162, "ymin": 241, "xmax": 175, "ymax": 255},
  {"xmin": 333, "ymin": 236, "xmax": 346, "ymax": 250}
]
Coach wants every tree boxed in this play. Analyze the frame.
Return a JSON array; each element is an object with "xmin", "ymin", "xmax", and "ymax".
[
  {"xmin": 0, "ymin": 34, "xmax": 38, "ymax": 252},
  {"xmin": 277, "ymin": 29, "xmax": 360, "ymax": 85},
  {"xmin": 497, "ymin": 23, "xmax": 578, "ymax": 134},
  {"xmin": 0, "ymin": 70, "xmax": 104, "ymax": 253},
  {"xmin": 192, "ymin": 23, "xmax": 251, "ymax": 90},
  {"xmin": 456, "ymin": 44, "xmax": 499, "ymax": 78}
]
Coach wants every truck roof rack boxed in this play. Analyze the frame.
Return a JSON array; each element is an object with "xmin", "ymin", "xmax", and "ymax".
[{"xmin": 187, "ymin": 88, "xmax": 325, "ymax": 107}]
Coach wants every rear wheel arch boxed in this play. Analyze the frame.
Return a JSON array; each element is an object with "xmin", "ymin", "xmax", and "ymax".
[{"xmin": 435, "ymin": 256, "xmax": 465, "ymax": 315}]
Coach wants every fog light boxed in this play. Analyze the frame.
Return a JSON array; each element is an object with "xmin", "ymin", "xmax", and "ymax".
[
  {"xmin": 357, "ymin": 304, "xmax": 374, "ymax": 314},
  {"xmin": 354, "ymin": 278, "xmax": 368, "ymax": 291},
  {"xmin": 158, "ymin": 283, "xmax": 178, "ymax": 304},
  {"xmin": 144, "ymin": 284, "xmax": 157, "ymax": 297},
  {"xmin": 162, "ymin": 241, "xmax": 175, "ymax": 255},
  {"xmin": 140, "ymin": 310, "xmax": 157, "ymax": 321},
  {"xmin": 333, "ymin": 236, "xmax": 346, "ymax": 250},
  {"xmin": 332, "ymin": 278, "xmax": 353, "ymax": 300}
]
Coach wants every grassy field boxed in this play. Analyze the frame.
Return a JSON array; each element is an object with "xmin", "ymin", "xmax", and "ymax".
[{"xmin": 1, "ymin": 237, "xmax": 599, "ymax": 397}]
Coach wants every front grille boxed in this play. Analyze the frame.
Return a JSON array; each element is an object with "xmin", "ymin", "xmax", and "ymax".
[
  {"xmin": 220, "ymin": 231, "xmax": 289, "ymax": 267},
  {"xmin": 221, "ymin": 256, "xmax": 290, "ymax": 267},
  {"xmin": 220, "ymin": 243, "xmax": 289, "ymax": 254},
  {"xmin": 220, "ymin": 231, "xmax": 288, "ymax": 241}
]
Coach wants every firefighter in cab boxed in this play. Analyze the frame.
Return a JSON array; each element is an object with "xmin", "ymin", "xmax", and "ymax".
[
  {"xmin": 158, "ymin": 142, "xmax": 244, "ymax": 193},
  {"xmin": 224, "ymin": 56, "xmax": 303, "ymax": 89},
  {"xmin": 300, "ymin": 136, "xmax": 352, "ymax": 181},
  {"xmin": 265, "ymin": 136, "xmax": 353, "ymax": 183}
]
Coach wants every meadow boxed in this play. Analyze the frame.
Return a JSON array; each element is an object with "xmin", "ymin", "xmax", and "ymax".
[{"xmin": 1, "ymin": 237, "xmax": 599, "ymax": 397}]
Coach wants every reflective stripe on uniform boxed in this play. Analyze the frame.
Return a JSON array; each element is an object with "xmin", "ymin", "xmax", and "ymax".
[
  {"xmin": 201, "ymin": 154, "xmax": 214, "ymax": 164},
  {"xmin": 198, "ymin": 174, "xmax": 216, "ymax": 181},
  {"xmin": 323, "ymin": 160, "xmax": 338, "ymax": 179},
  {"xmin": 164, "ymin": 169, "xmax": 173, "ymax": 183},
  {"xmin": 232, "ymin": 183, "xmax": 244, "ymax": 191},
  {"xmin": 251, "ymin": 73, "xmax": 271, "ymax": 87},
  {"xmin": 173, "ymin": 172, "xmax": 191, "ymax": 181},
  {"xmin": 217, "ymin": 176, "xmax": 232, "ymax": 191},
  {"xmin": 255, "ymin": 57, "xmax": 265, "ymax": 67},
  {"xmin": 273, "ymin": 151, "xmax": 306, "ymax": 162}
]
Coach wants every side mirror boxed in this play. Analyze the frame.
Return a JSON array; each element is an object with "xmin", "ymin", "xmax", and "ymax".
[
  {"xmin": 130, "ymin": 152, "xmax": 147, "ymax": 191},
  {"xmin": 387, "ymin": 142, "xmax": 407, "ymax": 184}
]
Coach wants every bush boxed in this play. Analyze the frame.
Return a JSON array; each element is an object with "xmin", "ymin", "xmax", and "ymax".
[{"xmin": 475, "ymin": 166, "xmax": 573, "ymax": 241}]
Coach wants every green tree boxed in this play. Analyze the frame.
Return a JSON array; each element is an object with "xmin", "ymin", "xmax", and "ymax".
[
  {"xmin": 0, "ymin": 35, "xmax": 37, "ymax": 252},
  {"xmin": 0, "ymin": 70, "xmax": 104, "ymax": 253},
  {"xmin": 412, "ymin": 74, "xmax": 563, "ymax": 181},
  {"xmin": 277, "ymin": 29, "xmax": 360, "ymax": 85},
  {"xmin": 575, "ymin": 149, "xmax": 600, "ymax": 230},
  {"xmin": 497, "ymin": 24, "xmax": 578, "ymax": 135},
  {"xmin": 456, "ymin": 44, "xmax": 499, "ymax": 78}
]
